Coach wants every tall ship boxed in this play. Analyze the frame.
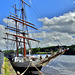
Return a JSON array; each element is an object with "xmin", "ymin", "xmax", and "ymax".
[{"xmin": 4, "ymin": 0, "xmax": 68, "ymax": 75}]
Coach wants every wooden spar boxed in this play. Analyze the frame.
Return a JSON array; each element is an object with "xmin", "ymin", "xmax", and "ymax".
[
  {"xmin": 7, "ymin": 26, "xmax": 21, "ymax": 30},
  {"xmin": 7, "ymin": 16, "xmax": 38, "ymax": 30},
  {"xmin": 10, "ymin": 12, "xmax": 19, "ymax": 17},
  {"xmin": 10, "ymin": 15, "xmax": 35, "ymax": 26},
  {"xmin": 3, "ymin": 38, "xmax": 26, "ymax": 43},
  {"xmin": 5, "ymin": 27, "xmax": 20, "ymax": 32},
  {"xmin": 6, "ymin": 33, "xmax": 40, "ymax": 42},
  {"xmin": 21, "ymin": 0, "xmax": 31, "ymax": 7},
  {"xmin": 5, "ymin": 27, "xmax": 28, "ymax": 35},
  {"xmin": 11, "ymin": 5, "xmax": 20, "ymax": 11}
]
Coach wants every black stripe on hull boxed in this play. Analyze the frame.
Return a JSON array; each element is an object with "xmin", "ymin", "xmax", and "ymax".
[{"xmin": 13, "ymin": 66, "xmax": 42, "ymax": 75}]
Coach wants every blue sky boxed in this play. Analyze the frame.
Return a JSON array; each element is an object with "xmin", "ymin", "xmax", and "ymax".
[
  {"xmin": 0, "ymin": 0, "xmax": 75, "ymax": 49},
  {"xmin": 0, "ymin": 0, "xmax": 75, "ymax": 28}
]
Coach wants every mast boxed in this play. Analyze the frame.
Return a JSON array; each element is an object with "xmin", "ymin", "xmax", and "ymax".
[
  {"xmin": 4, "ymin": 0, "xmax": 39, "ymax": 58},
  {"xmin": 21, "ymin": 0, "xmax": 30, "ymax": 57},
  {"xmin": 21, "ymin": 0, "xmax": 26, "ymax": 57},
  {"xmin": 15, "ymin": 4, "xmax": 19, "ymax": 57}
]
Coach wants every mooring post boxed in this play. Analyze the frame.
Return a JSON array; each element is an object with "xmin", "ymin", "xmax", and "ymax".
[{"xmin": 17, "ymin": 71, "xmax": 20, "ymax": 75}]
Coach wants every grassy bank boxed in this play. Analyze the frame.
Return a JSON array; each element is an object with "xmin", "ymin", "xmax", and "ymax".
[
  {"xmin": 4, "ymin": 57, "xmax": 12, "ymax": 75},
  {"xmin": 3, "ymin": 57, "xmax": 16, "ymax": 75}
]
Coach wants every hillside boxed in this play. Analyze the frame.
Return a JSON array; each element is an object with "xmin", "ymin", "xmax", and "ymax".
[{"xmin": 3, "ymin": 45, "xmax": 75, "ymax": 55}]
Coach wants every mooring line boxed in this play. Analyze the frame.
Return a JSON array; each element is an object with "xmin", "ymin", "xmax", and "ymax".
[
  {"xmin": 20, "ymin": 62, "xmax": 31, "ymax": 75},
  {"xmin": 31, "ymin": 63, "xmax": 44, "ymax": 75}
]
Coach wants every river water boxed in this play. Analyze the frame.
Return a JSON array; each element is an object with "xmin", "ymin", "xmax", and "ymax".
[{"xmin": 41, "ymin": 55, "xmax": 75, "ymax": 75}]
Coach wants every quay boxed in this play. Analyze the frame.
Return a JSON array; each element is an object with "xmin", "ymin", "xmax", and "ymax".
[
  {"xmin": 0, "ymin": 51, "xmax": 4, "ymax": 75},
  {"xmin": 0, "ymin": 56, "xmax": 16, "ymax": 75}
]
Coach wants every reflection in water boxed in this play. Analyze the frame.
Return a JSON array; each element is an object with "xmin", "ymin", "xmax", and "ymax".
[{"xmin": 41, "ymin": 55, "xmax": 75, "ymax": 75}]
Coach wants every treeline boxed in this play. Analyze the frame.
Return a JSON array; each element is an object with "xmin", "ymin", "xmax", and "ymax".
[
  {"xmin": 3, "ymin": 45, "xmax": 75, "ymax": 55},
  {"xmin": 31, "ymin": 45, "xmax": 75, "ymax": 55},
  {"xmin": 31, "ymin": 46, "xmax": 59, "ymax": 54},
  {"xmin": 64, "ymin": 45, "xmax": 75, "ymax": 55}
]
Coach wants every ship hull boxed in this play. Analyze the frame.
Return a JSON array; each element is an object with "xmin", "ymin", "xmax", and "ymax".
[{"xmin": 11, "ymin": 61, "xmax": 42, "ymax": 75}]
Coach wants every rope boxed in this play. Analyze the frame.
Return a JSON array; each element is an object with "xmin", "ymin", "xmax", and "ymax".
[
  {"xmin": 10, "ymin": 37, "xmax": 15, "ymax": 50},
  {"xmin": 20, "ymin": 62, "xmax": 31, "ymax": 75},
  {"xmin": 31, "ymin": 63, "xmax": 44, "ymax": 75},
  {"xmin": 20, "ymin": 61, "xmax": 44, "ymax": 75},
  {"xmin": 32, "ymin": 1, "xmax": 42, "ymax": 18}
]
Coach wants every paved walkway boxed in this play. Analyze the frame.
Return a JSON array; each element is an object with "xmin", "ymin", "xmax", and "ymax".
[{"xmin": 0, "ymin": 52, "xmax": 4, "ymax": 75}]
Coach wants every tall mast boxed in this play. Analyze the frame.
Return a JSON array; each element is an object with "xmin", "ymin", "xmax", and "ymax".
[
  {"xmin": 15, "ymin": 4, "xmax": 19, "ymax": 57},
  {"xmin": 21, "ymin": 0, "xmax": 27, "ymax": 57}
]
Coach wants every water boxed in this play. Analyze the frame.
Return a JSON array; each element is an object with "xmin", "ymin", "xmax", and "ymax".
[{"xmin": 41, "ymin": 55, "xmax": 75, "ymax": 75}]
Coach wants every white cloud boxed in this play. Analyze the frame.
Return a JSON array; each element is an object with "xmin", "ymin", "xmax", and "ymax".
[
  {"xmin": 0, "ymin": 24, "xmax": 17, "ymax": 50},
  {"xmin": 38, "ymin": 12, "xmax": 75, "ymax": 34},
  {"xmin": 29, "ymin": 14, "xmax": 75, "ymax": 46},
  {"xmin": 37, "ymin": 11, "xmax": 75, "ymax": 46},
  {"xmin": 30, "ymin": 31, "xmax": 74, "ymax": 47},
  {"xmin": 38, "ymin": 12, "xmax": 75, "ymax": 26},
  {"xmin": 73, "ymin": 1, "xmax": 75, "ymax": 3},
  {"xmin": 29, "ymin": 0, "xmax": 32, "ymax": 4},
  {"xmin": 3, "ymin": 18, "xmax": 15, "ymax": 27},
  {"xmin": 0, "ymin": 25, "xmax": 6, "ymax": 50},
  {"xmin": 3, "ymin": 18, "xmax": 20, "ymax": 28},
  {"xmin": 2, "ymin": 11, "xmax": 75, "ymax": 49}
]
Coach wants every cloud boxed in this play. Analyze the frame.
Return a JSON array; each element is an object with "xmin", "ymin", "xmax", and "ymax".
[
  {"xmin": 3, "ymin": 18, "xmax": 15, "ymax": 27},
  {"xmin": 37, "ymin": 11, "xmax": 75, "ymax": 46},
  {"xmin": 73, "ymin": 1, "xmax": 75, "ymax": 3},
  {"xmin": 3, "ymin": 18, "xmax": 20, "ymax": 28},
  {"xmin": 2, "ymin": 18, "xmax": 21, "ymax": 50},
  {"xmin": 0, "ymin": 25, "xmax": 6, "ymax": 50},
  {"xmin": 38, "ymin": 12, "xmax": 75, "ymax": 34},
  {"xmin": 0, "ymin": 24, "xmax": 17, "ymax": 50},
  {"xmin": 25, "ymin": 11, "xmax": 75, "ymax": 47},
  {"xmin": 2, "ymin": 11, "xmax": 75, "ymax": 49},
  {"xmin": 29, "ymin": 0, "xmax": 32, "ymax": 4},
  {"xmin": 30, "ymin": 31, "xmax": 74, "ymax": 47}
]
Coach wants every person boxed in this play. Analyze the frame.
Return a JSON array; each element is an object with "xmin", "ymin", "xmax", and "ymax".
[
  {"xmin": 45, "ymin": 54, "xmax": 48, "ymax": 58},
  {"xmin": 40, "ymin": 55, "xmax": 42, "ymax": 60},
  {"xmin": 51, "ymin": 49, "xmax": 54, "ymax": 56}
]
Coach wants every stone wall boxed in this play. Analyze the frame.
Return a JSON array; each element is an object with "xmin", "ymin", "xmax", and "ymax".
[{"xmin": 0, "ymin": 52, "xmax": 4, "ymax": 74}]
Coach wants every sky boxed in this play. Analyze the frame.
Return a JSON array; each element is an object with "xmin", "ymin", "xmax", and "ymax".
[{"xmin": 0, "ymin": 0, "xmax": 75, "ymax": 50}]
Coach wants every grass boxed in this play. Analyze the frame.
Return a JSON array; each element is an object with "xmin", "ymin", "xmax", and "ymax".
[
  {"xmin": 4, "ymin": 57, "xmax": 12, "ymax": 75},
  {"xmin": 36, "ymin": 52, "xmax": 51, "ymax": 54}
]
